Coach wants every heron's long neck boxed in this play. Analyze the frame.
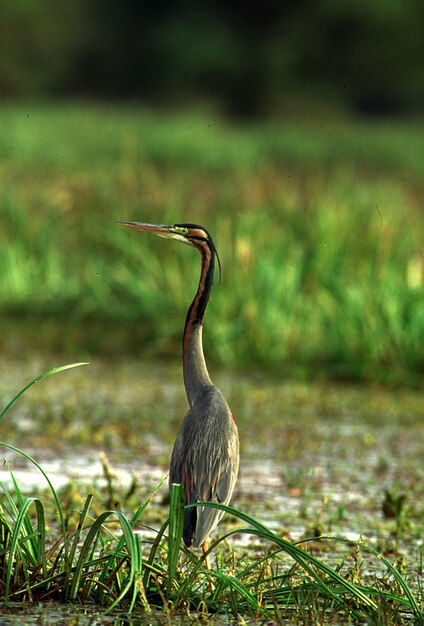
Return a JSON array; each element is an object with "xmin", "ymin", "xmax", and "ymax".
[{"xmin": 183, "ymin": 244, "xmax": 214, "ymax": 407}]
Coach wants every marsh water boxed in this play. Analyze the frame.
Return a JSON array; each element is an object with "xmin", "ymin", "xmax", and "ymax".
[{"xmin": 1, "ymin": 356, "xmax": 424, "ymax": 624}]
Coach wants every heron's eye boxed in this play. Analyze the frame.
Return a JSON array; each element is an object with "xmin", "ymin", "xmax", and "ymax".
[{"xmin": 174, "ymin": 226, "xmax": 189, "ymax": 235}]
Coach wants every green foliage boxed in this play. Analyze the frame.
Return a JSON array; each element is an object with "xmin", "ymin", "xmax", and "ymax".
[
  {"xmin": 1, "ymin": 461, "xmax": 423, "ymax": 621},
  {"xmin": 0, "ymin": 1, "xmax": 90, "ymax": 96},
  {"xmin": 2, "ymin": 105, "xmax": 424, "ymax": 384},
  {"xmin": 1, "ymin": 2, "xmax": 424, "ymax": 114}
]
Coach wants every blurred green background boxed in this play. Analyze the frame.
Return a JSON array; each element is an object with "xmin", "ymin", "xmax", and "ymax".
[
  {"xmin": 2, "ymin": 0, "xmax": 424, "ymax": 116},
  {"xmin": 1, "ymin": 1, "xmax": 424, "ymax": 385}
]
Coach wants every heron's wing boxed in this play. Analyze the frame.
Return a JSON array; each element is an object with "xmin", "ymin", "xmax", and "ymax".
[
  {"xmin": 169, "ymin": 389, "xmax": 239, "ymax": 548},
  {"xmin": 197, "ymin": 437, "xmax": 238, "ymax": 504},
  {"xmin": 190, "ymin": 411, "xmax": 239, "ymax": 547},
  {"xmin": 169, "ymin": 432, "xmax": 198, "ymax": 547}
]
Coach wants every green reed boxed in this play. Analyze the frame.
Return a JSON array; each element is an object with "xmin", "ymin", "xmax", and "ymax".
[{"xmin": 1, "ymin": 104, "xmax": 424, "ymax": 384}]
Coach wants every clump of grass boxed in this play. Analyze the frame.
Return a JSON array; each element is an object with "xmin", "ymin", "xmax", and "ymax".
[
  {"xmin": 2, "ymin": 473, "xmax": 422, "ymax": 622},
  {"xmin": 1, "ymin": 367, "xmax": 423, "ymax": 623}
]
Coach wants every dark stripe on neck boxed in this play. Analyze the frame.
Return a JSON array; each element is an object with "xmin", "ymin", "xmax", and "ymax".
[{"xmin": 184, "ymin": 241, "xmax": 214, "ymax": 330}]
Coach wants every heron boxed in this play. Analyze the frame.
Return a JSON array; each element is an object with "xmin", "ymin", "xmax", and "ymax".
[{"xmin": 118, "ymin": 222, "xmax": 239, "ymax": 562}]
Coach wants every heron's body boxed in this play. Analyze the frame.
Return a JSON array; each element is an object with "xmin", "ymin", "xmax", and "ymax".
[
  {"xmin": 118, "ymin": 221, "xmax": 239, "ymax": 553},
  {"xmin": 170, "ymin": 385, "xmax": 238, "ymax": 547}
]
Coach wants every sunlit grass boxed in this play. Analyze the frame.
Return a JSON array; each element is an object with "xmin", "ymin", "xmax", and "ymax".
[
  {"xmin": 1, "ymin": 104, "xmax": 424, "ymax": 384},
  {"xmin": 2, "ymin": 103, "xmax": 424, "ymax": 174}
]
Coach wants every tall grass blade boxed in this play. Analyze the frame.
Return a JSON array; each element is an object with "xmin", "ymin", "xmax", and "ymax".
[
  {"xmin": 114, "ymin": 474, "xmax": 168, "ymax": 558},
  {"xmin": 0, "ymin": 362, "xmax": 89, "ymax": 422},
  {"xmin": 167, "ymin": 483, "xmax": 184, "ymax": 597},
  {"xmin": 68, "ymin": 510, "xmax": 143, "ymax": 611},
  {"xmin": 188, "ymin": 502, "xmax": 379, "ymax": 611},
  {"xmin": 0, "ymin": 362, "xmax": 89, "ymax": 565},
  {"xmin": 62, "ymin": 493, "xmax": 93, "ymax": 594},
  {"xmin": 0, "ymin": 443, "xmax": 68, "ymax": 561},
  {"xmin": 4, "ymin": 497, "xmax": 46, "ymax": 598},
  {"xmin": 361, "ymin": 543, "xmax": 423, "ymax": 620},
  {"xmin": 213, "ymin": 571, "xmax": 260, "ymax": 610},
  {"xmin": 143, "ymin": 519, "xmax": 169, "ymax": 591}
]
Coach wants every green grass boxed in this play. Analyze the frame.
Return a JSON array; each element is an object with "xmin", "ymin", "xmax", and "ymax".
[
  {"xmin": 1, "ymin": 365, "xmax": 424, "ymax": 624},
  {"xmin": 2, "ymin": 450, "xmax": 422, "ymax": 623},
  {"xmin": 2, "ymin": 452, "xmax": 423, "ymax": 624},
  {"xmin": 2, "ymin": 103, "xmax": 424, "ymax": 384}
]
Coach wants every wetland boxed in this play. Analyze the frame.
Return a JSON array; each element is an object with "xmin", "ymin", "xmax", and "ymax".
[
  {"xmin": 1, "ymin": 356, "xmax": 424, "ymax": 623},
  {"xmin": 2, "ymin": 103, "xmax": 424, "ymax": 621}
]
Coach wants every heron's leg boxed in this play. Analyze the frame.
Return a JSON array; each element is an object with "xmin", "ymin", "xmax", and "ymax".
[
  {"xmin": 202, "ymin": 539, "xmax": 215, "ymax": 592},
  {"xmin": 202, "ymin": 539, "xmax": 211, "ymax": 570}
]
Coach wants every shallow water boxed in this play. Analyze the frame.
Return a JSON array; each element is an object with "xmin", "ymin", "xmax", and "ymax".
[
  {"xmin": 1, "ymin": 356, "xmax": 424, "ymax": 621},
  {"xmin": 1, "ymin": 602, "xmax": 262, "ymax": 625}
]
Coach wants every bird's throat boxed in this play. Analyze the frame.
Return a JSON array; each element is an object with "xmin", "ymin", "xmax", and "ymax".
[{"xmin": 183, "ymin": 321, "xmax": 212, "ymax": 406}]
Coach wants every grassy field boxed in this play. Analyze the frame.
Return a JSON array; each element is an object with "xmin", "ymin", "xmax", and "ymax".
[{"xmin": 1, "ymin": 103, "xmax": 424, "ymax": 384}]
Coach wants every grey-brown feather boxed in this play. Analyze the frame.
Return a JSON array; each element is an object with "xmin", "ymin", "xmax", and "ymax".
[{"xmin": 169, "ymin": 384, "xmax": 239, "ymax": 548}]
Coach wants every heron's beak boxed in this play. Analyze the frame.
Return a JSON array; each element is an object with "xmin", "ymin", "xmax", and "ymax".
[{"xmin": 117, "ymin": 222, "xmax": 180, "ymax": 241}]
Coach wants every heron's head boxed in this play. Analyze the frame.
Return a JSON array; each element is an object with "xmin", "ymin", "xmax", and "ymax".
[{"xmin": 117, "ymin": 221, "xmax": 221, "ymax": 278}]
